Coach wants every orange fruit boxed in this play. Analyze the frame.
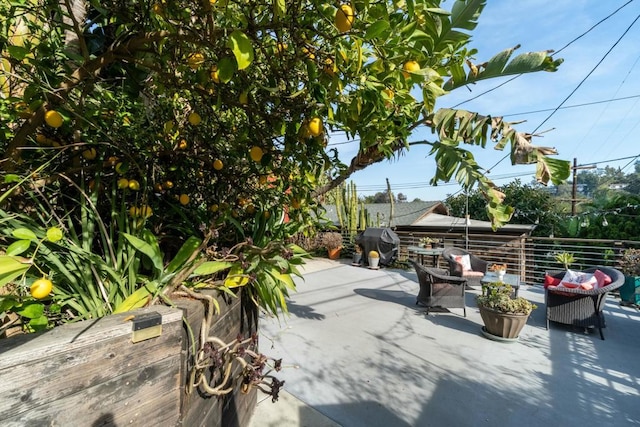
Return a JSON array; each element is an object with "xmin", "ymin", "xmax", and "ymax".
[
  {"xmin": 44, "ymin": 110, "xmax": 63, "ymax": 128},
  {"xmin": 307, "ymin": 117, "xmax": 323, "ymax": 137},
  {"xmin": 335, "ymin": 4, "xmax": 355, "ymax": 33},
  {"xmin": 178, "ymin": 139, "xmax": 188, "ymax": 150},
  {"xmin": 382, "ymin": 88, "xmax": 394, "ymax": 100},
  {"xmin": 249, "ymin": 146, "xmax": 264, "ymax": 162},
  {"xmin": 163, "ymin": 180, "xmax": 174, "ymax": 189},
  {"xmin": 213, "ymin": 159, "xmax": 224, "ymax": 170},
  {"xmin": 30, "ymin": 278, "xmax": 53, "ymax": 299},
  {"xmin": 179, "ymin": 194, "xmax": 190, "ymax": 205}
]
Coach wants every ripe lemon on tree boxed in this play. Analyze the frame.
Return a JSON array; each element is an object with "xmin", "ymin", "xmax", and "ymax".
[
  {"xmin": 307, "ymin": 117, "xmax": 323, "ymax": 137},
  {"xmin": 128, "ymin": 179, "xmax": 140, "ymax": 191},
  {"xmin": 179, "ymin": 194, "xmax": 190, "ymax": 205},
  {"xmin": 335, "ymin": 4, "xmax": 355, "ymax": 33},
  {"xmin": 30, "ymin": 278, "xmax": 53, "ymax": 299},
  {"xmin": 403, "ymin": 60, "xmax": 420, "ymax": 78},
  {"xmin": 163, "ymin": 180, "xmax": 174, "ymax": 189},
  {"xmin": 213, "ymin": 159, "xmax": 224, "ymax": 170},
  {"xmin": 82, "ymin": 148, "xmax": 97, "ymax": 160},
  {"xmin": 117, "ymin": 178, "xmax": 129, "ymax": 189},
  {"xmin": 178, "ymin": 139, "xmax": 188, "ymax": 150},
  {"xmin": 249, "ymin": 146, "xmax": 264, "ymax": 162},
  {"xmin": 188, "ymin": 52, "xmax": 204, "ymax": 70},
  {"xmin": 44, "ymin": 110, "xmax": 63, "ymax": 128},
  {"xmin": 188, "ymin": 112, "xmax": 201, "ymax": 126}
]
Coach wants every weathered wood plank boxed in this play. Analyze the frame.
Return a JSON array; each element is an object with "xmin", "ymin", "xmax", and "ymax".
[
  {"xmin": 2, "ymin": 354, "xmax": 181, "ymax": 426},
  {"xmin": 0, "ymin": 320, "xmax": 182, "ymax": 417},
  {"xmin": 0, "ymin": 306, "xmax": 183, "ymax": 368},
  {"xmin": 0, "ymin": 306, "xmax": 183, "ymax": 423}
]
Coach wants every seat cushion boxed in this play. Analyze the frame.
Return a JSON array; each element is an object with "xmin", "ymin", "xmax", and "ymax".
[{"xmin": 462, "ymin": 270, "xmax": 484, "ymax": 278}]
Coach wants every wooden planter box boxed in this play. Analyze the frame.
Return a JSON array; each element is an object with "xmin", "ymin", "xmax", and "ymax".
[{"xmin": 0, "ymin": 291, "xmax": 258, "ymax": 426}]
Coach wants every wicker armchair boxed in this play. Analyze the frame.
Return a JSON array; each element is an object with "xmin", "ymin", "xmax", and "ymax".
[
  {"xmin": 545, "ymin": 266, "xmax": 624, "ymax": 340},
  {"xmin": 410, "ymin": 260, "xmax": 467, "ymax": 317},
  {"xmin": 441, "ymin": 247, "xmax": 488, "ymax": 288}
]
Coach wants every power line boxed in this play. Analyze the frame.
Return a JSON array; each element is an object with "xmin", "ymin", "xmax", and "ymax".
[
  {"xmin": 452, "ymin": 2, "xmax": 634, "ymax": 108},
  {"xmin": 503, "ymin": 94, "xmax": 640, "ymax": 117},
  {"xmin": 532, "ymin": 12, "xmax": 640, "ymax": 134}
]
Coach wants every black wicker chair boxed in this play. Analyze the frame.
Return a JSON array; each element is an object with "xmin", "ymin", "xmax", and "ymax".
[
  {"xmin": 545, "ymin": 266, "xmax": 624, "ymax": 340},
  {"xmin": 410, "ymin": 260, "xmax": 467, "ymax": 317},
  {"xmin": 441, "ymin": 247, "xmax": 488, "ymax": 288}
]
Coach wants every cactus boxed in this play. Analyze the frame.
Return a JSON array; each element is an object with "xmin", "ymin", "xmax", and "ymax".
[{"xmin": 330, "ymin": 181, "xmax": 369, "ymax": 243}]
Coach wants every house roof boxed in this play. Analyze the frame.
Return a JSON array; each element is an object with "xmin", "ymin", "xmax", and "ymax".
[
  {"xmin": 322, "ymin": 201, "xmax": 448, "ymax": 227},
  {"xmin": 407, "ymin": 213, "xmax": 537, "ymax": 234}
]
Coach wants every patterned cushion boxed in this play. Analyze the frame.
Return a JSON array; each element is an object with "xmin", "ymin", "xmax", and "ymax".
[
  {"xmin": 463, "ymin": 270, "xmax": 484, "ymax": 278},
  {"xmin": 454, "ymin": 254, "xmax": 472, "ymax": 271},
  {"xmin": 559, "ymin": 269, "xmax": 597, "ymax": 290}
]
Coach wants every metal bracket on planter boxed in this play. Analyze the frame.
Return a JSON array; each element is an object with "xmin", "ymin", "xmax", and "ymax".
[{"xmin": 131, "ymin": 311, "xmax": 162, "ymax": 343}]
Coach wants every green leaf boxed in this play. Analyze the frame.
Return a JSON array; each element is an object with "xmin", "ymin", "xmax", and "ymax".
[
  {"xmin": 7, "ymin": 45, "xmax": 29, "ymax": 61},
  {"xmin": 192, "ymin": 260, "xmax": 233, "ymax": 276},
  {"xmin": 29, "ymin": 315, "xmax": 49, "ymax": 330},
  {"xmin": 0, "ymin": 296, "xmax": 19, "ymax": 312},
  {"xmin": 218, "ymin": 57, "xmax": 236, "ymax": 83},
  {"xmin": 17, "ymin": 302, "xmax": 44, "ymax": 319},
  {"xmin": 3, "ymin": 174, "xmax": 20, "ymax": 183},
  {"xmin": 166, "ymin": 236, "xmax": 201, "ymax": 274},
  {"xmin": 266, "ymin": 266, "xmax": 296, "ymax": 291},
  {"xmin": 113, "ymin": 282, "xmax": 157, "ymax": 313},
  {"xmin": 273, "ymin": 0, "xmax": 285, "ymax": 19},
  {"xmin": 122, "ymin": 233, "xmax": 163, "ymax": 272},
  {"xmin": 12, "ymin": 228, "xmax": 37, "ymax": 240},
  {"xmin": 227, "ymin": 30, "xmax": 254, "ymax": 70},
  {"xmin": 6, "ymin": 239, "xmax": 31, "ymax": 256},
  {"xmin": 364, "ymin": 20, "xmax": 390, "ymax": 40},
  {"xmin": 0, "ymin": 255, "xmax": 31, "ymax": 287}
]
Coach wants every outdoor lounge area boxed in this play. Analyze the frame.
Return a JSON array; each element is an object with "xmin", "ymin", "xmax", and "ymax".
[{"xmin": 254, "ymin": 258, "xmax": 640, "ymax": 427}]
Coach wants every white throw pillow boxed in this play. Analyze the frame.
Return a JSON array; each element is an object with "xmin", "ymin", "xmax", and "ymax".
[{"xmin": 454, "ymin": 254, "xmax": 472, "ymax": 271}]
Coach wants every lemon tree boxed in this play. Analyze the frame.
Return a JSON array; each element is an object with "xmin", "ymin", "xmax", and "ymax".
[{"xmin": 0, "ymin": 0, "xmax": 570, "ymax": 322}]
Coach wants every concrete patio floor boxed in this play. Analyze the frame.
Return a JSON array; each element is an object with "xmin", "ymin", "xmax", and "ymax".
[{"xmin": 250, "ymin": 258, "xmax": 640, "ymax": 427}]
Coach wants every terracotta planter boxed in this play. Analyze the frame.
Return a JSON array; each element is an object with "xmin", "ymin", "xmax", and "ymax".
[
  {"xmin": 328, "ymin": 247, "xmax": 341, "ymax": 260},
  {"xmin": 478, "ymin": 305, "xmax": 529, "ymax": 340}
]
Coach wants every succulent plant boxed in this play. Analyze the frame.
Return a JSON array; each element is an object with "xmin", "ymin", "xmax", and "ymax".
[
  {"xmin": 619, "ymin": 248, "xmax": 640, "ymax": 276},
  {"xmin": 476, "ymin": 283, "xmax": 537, "ymax": 315}
]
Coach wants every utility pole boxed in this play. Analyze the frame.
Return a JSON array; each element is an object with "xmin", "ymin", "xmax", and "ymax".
[{"xmin": 571, "ymin": 158, "xmax": 596, "ymax": 216}]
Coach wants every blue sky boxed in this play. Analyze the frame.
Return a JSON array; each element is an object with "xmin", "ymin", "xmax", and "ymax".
[{"xmin": 328, "ymin": 0, "xmax": 640, "ymax": 202}]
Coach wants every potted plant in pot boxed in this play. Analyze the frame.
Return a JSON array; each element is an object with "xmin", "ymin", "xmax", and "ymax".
[
  {"xmin": 619, "ymin": 248, "xmax": 640, "ymax": 306},
  {"xmin": 368, "ymin": 250, "xmax": 380, "ymax": 269},
  {"xmin": 488, "ymin": 263, "xmax": 507, "ymax": 281},
  {"xmin": 322, "ymin": 232, "xmax": 343, "ymax": 260},
  {"xmin": 352, "ymin": 245, "xmax": 363, "ymax": 266},
  {"xmin": 476, "ymin": 283, "xmax": 537, "ymax": 342},
  {"xmin": 418, "ymin": 237, "xmax": 440, "ymax": 249}
]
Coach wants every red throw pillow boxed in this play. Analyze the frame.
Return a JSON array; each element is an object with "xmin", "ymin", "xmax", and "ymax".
[
  {"xmin": 544, "ymin": 274, "xmax": 562, "ymax": 289},
  {"xmin": 560, "ymin": 281, "xmax": 580, "ymax": 289},
  {"xmin": 593, "ymin": 269, "xmax": 612, "ymax": 288}
]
